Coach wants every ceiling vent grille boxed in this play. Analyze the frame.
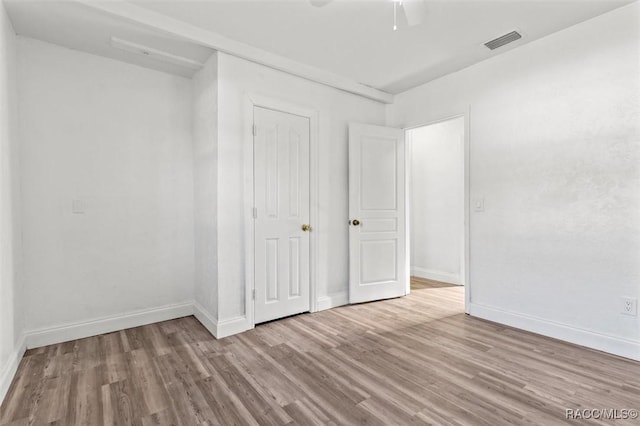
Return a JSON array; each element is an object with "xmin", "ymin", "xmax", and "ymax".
[{"xmin": 484, "ymin": 31, "xmax": 522, "ymax": 50}]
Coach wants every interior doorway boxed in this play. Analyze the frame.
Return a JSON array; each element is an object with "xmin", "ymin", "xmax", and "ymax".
[{"xmin": 406, "ymin": 116, "xmax": 466, "ymax": 293}]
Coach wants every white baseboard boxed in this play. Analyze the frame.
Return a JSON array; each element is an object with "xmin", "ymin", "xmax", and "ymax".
[
  {"xmin": 217, "ymin": 316, "xmax": 252, "ymax": 338},
  {"xmin": 193, "ymin": 303, "xmax": 252, "ymax": 339},
  {"xmin": 24, "ymin": 301, "xmax": 194, "ymax": 349},
  {"xmin": 317, "ymin": 291, "xmax": 348, "ymax": 311},
  {"xmin": 411, "ymin": 267, "xmax": 461, "ymax": 285},
  {"xmin": 193, "ymin": 302, "xmax": 218, "ymax": 337},
  {"xmin": 0, "ymin": 334, "xmax": 26, "ymax": 405},
  {"xmin": 23, "ymin": 301, "xmax": 253, "ymax": 349},
  {"xmin": 469, "ymin": 302, "xmax": 640, "ymax": 361}
]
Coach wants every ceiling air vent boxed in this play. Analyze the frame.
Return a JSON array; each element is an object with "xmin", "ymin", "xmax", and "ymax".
[{"xmin": 484, "ymin": 31, "xmax": 522, "ymax": 50}]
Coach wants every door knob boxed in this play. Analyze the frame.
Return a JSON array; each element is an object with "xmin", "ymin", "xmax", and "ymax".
[
  {"xmin": 351, "ymin": 219, "xmax": 360, "ymax": 226},
  {"xmin": 301, "ymin": 224, "xmax": 311, "ymax": 232}
]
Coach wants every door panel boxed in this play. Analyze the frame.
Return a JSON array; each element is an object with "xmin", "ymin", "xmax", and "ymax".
[
  {"xmin": 254, "ymin": 106, "xmax": 310, "ymax": 324},
  {"xmin": 360, "ymin": 239, "xmax": 397, "ymax": 284},
  {"xmin": 360, "ymin": 137, "xmax": 398, "ymax": 210},
  {"xmin": 349, "ymin": 123, "xmax": 407, "ymax": 304},
  {"xmin": 289, "ymin": 237, "xmax": 300, "ymax": 297}
]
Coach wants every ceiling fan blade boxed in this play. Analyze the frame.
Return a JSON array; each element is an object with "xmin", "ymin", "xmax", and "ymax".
[
  {"xmin": 310, "ymin": 0, "xmax": 334, "ymax": 7},
  {"xmin": 402, "ymin": 0, "xmax": 427, "ymax": 27}
]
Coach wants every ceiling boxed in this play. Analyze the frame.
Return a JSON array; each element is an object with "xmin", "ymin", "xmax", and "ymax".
[
  {"xmin": 5, "ymin": 0, "xmax": 634, "ymax": 94},
  {"xmin": 131, "ymin": 0, "xmax": 632, "ymax": 93}
]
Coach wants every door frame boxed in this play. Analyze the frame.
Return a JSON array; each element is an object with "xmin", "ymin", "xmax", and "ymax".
[
  {"xmin": 403, "ymin": 108, "xmax": 471, "ymax": 314},
  {"xmin": 243, "ymin": 94, "xmax": 320, "ymax": 329}
]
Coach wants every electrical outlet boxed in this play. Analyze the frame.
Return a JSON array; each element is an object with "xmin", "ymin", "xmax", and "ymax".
[{"xmin": 621, "ymin": 297, "xmax": 637, "ymax": 316}]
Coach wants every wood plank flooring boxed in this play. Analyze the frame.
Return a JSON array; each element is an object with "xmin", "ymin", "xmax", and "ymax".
[
  {"xmin": 409, "ymin": 276, "xmax": 460, "ymax": 290},
  {"xmin": 2, "ymin": 279, "xmax": 639, "ymax": 425}
]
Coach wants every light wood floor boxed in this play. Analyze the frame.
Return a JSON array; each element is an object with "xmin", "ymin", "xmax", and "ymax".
[{"xmin": 2, "ymin": 278, "xmax": 639, "ymax": 425}]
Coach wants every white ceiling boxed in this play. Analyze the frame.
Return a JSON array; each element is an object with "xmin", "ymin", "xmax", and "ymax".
[
  {"xmin": 5, "ymin": 0, "xmax": 634, "ymax": 94},
  {"xmin": 131, "ymin": 0, "xmax": 633, "ymax": 93}
]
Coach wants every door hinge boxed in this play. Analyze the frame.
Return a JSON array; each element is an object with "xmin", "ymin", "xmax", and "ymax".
[
  {"xmin": 252, "ymin": 207, "xmax": 257, "ymax": 219},
  {"xmin": 252, "ymin": 124, "xmax": 257, "ymax": 137},
  {"xmin": 252, "ymin": 289, "xmax": 256, "ymax": 300}
]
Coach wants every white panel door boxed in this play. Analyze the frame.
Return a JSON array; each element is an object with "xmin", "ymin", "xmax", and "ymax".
[
  {"xmin": 349, "ymin": 123, "xmax": 407, "ymax": 304},
  {"xmin": 254, "ymin": 106, "xmax": 310, "ymax": 324}
]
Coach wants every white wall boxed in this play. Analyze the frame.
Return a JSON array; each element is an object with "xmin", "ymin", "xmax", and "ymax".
[
  {"xmin": 18, "ymin": 38, "xmax": 195, "ymax": 338},
  {"xmin": 409, "ymin": 117, "xmax": 464, "ymax": 285},
  {"xmin": 216, "ymin": 52, "xmax": 386, "ymax": 324},
  {"xmin": 192, "ymin": 53, "xmax": 218, "ymax": 323},
  {"xmin": 388, "ymin": 3, "xmax": 640, "ymax": 359},
  {"xmin": 0, "ymin": 0, "xmax": 23, "ymax": 403}
]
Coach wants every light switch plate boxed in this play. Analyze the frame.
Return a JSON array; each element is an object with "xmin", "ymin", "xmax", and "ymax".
[
  {"xmin": 473, "ymin": 198, "xmax": 484, "ymax": 212},
  {"xmin": 72, "ymin": 199, "xmax": 85, "ymax": 214}
]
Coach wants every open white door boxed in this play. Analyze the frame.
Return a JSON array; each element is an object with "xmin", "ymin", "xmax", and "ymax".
[{"xmin": 349, "ymin": 123, "xmax": 407, "ymax": 304}]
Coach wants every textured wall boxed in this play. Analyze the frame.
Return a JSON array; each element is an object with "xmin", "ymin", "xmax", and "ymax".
[
  {"xmin": 18, "ymin": 38, "xmax": 195, "ymax": 331},
  {"xmin": 388, "ymin": 3, "xmax": 639, "ymax": 357},
  {"xmin": 192, "ymin": 53, "xmax": 219, "ymax": 319},
  {"xmin": 0, "ymin": 0, "xmax": 22, "ymax": 402}
]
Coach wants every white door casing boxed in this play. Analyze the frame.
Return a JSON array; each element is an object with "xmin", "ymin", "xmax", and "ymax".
[
  {"xmin": 254, "ymin": 106, "xmax": 311, "ymax": 323},
  {"xmin": 349, "ymin": 123, "xmax": 408, "ymax": 304}
]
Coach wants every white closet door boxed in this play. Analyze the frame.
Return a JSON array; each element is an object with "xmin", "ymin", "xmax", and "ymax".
[{"xmin": 254, "ymin": 106, "xmax": 310, "ymax": 323}]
